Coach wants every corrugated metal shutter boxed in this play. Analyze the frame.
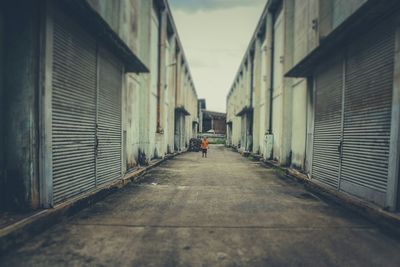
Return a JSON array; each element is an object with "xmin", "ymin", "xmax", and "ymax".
[
  {"xmin": 96, "ymin": 48, "xmax": 123, "ymax": 185},
  {"xmin": 52, "ymin": 16, "xmax": 97, "ymax": 204},
  {"xmin": 312, "ymin": 58, "xmax": 343, "ymax": 188},
  {"xmin": 340, "ymin": 20, "xmax": 395, "ymax": 205}
]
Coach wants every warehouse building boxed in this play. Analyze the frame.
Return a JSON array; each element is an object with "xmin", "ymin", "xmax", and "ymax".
[
  {"xmin": 0, "ymin": 0, "xmax": 198, "ymax": 211},
  {"xmin": 226, "ymin": 0, "xmax": 400, "ymax": 211}
]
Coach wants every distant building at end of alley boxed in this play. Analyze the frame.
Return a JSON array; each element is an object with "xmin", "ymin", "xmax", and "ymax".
[{"xmin": 198, "ymin": 99, "xmax": 226, "ymax": 135}]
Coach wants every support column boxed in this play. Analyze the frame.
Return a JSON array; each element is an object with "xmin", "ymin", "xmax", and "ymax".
[
  {"xmin": 264, "ymin": 12, "xmax": 274, "ymax": 160},
  {"xmin": 253, "ymin": 37, "xmax": 262, "ymax": 153},
  {"xmin": 281, "ymin": 0, "xmax": 295, "ymax": 165},
  {"xmin": 157, "ymin": 9, "xmax": 168, "ymax": 133},
  {"xmin": 266, "ymin": 13, "xmax": 273, "ymax": 135},
  {"xmin": 387, "ymin": 20, "xmax": 400, "ymax": 211}
]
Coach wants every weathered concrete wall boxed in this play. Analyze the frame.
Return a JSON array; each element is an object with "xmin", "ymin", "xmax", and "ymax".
[
  {"xmin": 86, "ymin": 0, "xmax": 140, "ymax": 56},
  {"xmin": 290, "ymin": 79, "xmax": 307, "ymax": 169},
  {"xmin": 3, "ymin": 1, "xmax": 40, "ymax": 210},
  {"xmin": 166, "ymin": 35, "xmax": 176, "ymax": 153},
  {"xmin": 258, "ymin": 37, "xmax": 268, "ymax": 156},
  {"xmin": 252, "ymin": 39, "xmax": 262, "ymax": 154},
  {"xmin": 121, "ymin": 0, "xmax": 151, "ymax": 166},
  {"xmin": 149, "ymin": 6, "xmax": 159, "ymax": 159},
  {"xmin": 293, "ymin": 0, "xmax": 319, "ymax": 67},
  {"xmin": 272, "ymin": 7, "xmax": 285, "ymax": 161},
  {"xmin": 262, "ymin": 14, "xmax": 274, "ymax": 159},
  {"xmin": 86, "ymin": 0, "xmax": 200, "ymax": 161},
  {"xmin": 137, "ymin": 1, "xmax": 151, "ymax": 162},
  {"xmin": 319, "ymin": 0, "xmax": 367, "ymax": 39},
  {"xmin": 163, "ymin": 35, "xmax": 172, "ymax": 154},
  {"xmin": 332, "ymin": 0, "xmax": 366, "ymax": 29},
  {"xmin": 119, "ymin": 0, "xmax": 140, "ymax": 54},
  {"xmin": 124, "ymin": 74, "xmax": 141, "ymax": 169}
]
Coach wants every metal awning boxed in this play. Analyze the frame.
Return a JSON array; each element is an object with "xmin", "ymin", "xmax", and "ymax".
[
  {"xmin": 59, "ymin": 0, "xmax": 148, "ymax": 73},
  {"xmin": 175, "ymin": 106, "xmax": 191, "ymax": 116},
  {"xmin": 236, "ymin": 106, "xmax": 253, "ymax": 117},
  {"xmin": 285, "ymin": 0, "xmax": 400, "ymax": 78}
]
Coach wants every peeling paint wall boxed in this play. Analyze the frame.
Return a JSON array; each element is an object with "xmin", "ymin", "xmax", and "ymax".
[
  {"xmin": 290, "ymin": 79, "xmax": 307, "ymax": 169},
  {"xmin": 149, "ymin": 6, "xmax": 159, "ymax": 159},
  {"xmin": 119, "ymin": 0, "xmax": 140, "ymax": 54},
  {"xmin": 124, "ymin": 74, "xmax": 141, "ymax": 169},
  {"xmin": 137, "ymin": 1, "xmax": 151, "ymax": 162},
  {"xmin": 121, "ymin": 0, "xmax": 151, "ymax": 167}
]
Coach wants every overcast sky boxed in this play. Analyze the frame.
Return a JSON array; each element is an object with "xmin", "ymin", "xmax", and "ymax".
[{"xmin": 169, "ymin": 0, "xmax": 266, "ymax": 112}]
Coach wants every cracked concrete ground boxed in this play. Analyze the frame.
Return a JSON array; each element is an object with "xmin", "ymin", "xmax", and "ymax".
[{"xmin": 1, "ymin": 145, "xmax": 400, "ymax": 266}]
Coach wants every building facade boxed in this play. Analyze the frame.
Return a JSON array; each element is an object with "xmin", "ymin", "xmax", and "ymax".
[
  {"xmin": 201, "ymin": 111, "xmax": 227, "ymax": 135},
  {"xmin": 0, "ymin": 0, "xmax": 198, "ymax": 211},
  {"xmin": 226, "ymin": 0, "xmax": 400, "ymax": 211}
]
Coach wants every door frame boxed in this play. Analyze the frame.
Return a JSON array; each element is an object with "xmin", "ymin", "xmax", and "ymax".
[
  {"xmin": 387, "ymin": 20, "xmax": 400, "ymax": 211},
  {"xmin": 39, "ymin": 1, "xmax": 54, "ymax": 208}
]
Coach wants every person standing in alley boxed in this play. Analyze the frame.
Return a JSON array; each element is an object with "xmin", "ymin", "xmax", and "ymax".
[{"xmin": 201, "ymin": 136, "xmax": 209, "ymax": 158}]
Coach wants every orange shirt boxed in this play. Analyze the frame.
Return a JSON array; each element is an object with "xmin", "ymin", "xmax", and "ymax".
[{"xmin": 201, "ymin": 139, "xmax": 209, "ymax": 149}]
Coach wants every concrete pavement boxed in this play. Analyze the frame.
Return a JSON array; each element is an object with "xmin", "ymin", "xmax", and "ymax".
[{"xmin": 1, "ymin": 145, "xmax": 400, "ymax": 266}]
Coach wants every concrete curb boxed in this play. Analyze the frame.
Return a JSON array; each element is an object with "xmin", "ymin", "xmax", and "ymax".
[
  {"xmin": 260, "ymin": 160, "xmax": 400, "ymax": 238},
  {"xmin": 0, "ymin": 151, "xmax": 183, "ymax": 255}
]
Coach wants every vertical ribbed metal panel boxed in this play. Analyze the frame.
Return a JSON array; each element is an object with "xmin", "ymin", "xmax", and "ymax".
[
  {"xmin": 312, "ymin": 59, "xmax": 343, "ymax": 188},
  {"xmin": 96, "ymin": 48, "xmax": 122, "ymax": 185},
  {"xmin": 52, "ymin": 16, "xmax": 97, "ymax": 204},
  {"xmin": 341, "ymin": 21, "xmax": 395, "ymax": 197}
]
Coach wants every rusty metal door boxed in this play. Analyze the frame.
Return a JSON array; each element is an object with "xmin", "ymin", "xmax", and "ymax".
[
  {"xmin": 52, "ymin": 14, "xmax": 97, "ymax": 204},
  {"xmin": 312, "ymin": 57, "xmax": 343, "ymax": 188},
  {"xmin": 312, "ymin": 18, "xmax": 396, "ymax": 206},
  {"xmin": 96, "ymin": 47, "xmax": 123, "ymax": 185},
  {"xmin": 340, "ymin": 20, "xmax": 395, "ymax": 206}
]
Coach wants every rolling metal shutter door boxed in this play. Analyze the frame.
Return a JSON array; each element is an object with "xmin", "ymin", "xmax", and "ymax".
[
  {"xmin": 52, "ymin": 16, "xmax": 97, "ymax": 203},
  {"xmin": 96, "ymin": 48, "xmax": 123, "ymax": 185},
  {"xmin": 312, "ymin": 59, "xmax": 343, "ymax": 188},
  {"xmin": 341, "ymin": 20, "xmax": 395, "ymax": 204}
]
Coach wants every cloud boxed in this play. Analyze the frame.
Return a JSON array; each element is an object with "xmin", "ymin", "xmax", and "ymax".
[{"xmin": 169, "ymin": 0, "xmax": 266, "ymax": 12}]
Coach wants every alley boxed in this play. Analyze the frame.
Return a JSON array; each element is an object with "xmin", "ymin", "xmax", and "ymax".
[{"xmin": 0, "ymin": 145, "xmax": 400, "ymax": 266}]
